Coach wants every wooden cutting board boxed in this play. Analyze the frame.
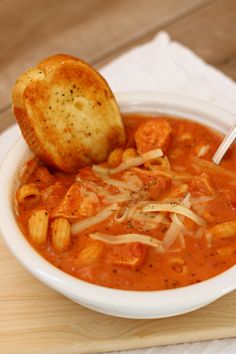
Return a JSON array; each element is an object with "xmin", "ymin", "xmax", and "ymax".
[{"xmin": 1, "ymin": 235, "xmax": 236, "ymax": 354}]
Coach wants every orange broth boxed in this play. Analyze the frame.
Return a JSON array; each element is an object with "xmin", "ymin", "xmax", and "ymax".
[{"xmin": 16, "ymin": 115, "xmax": 236, "ymax": 290}]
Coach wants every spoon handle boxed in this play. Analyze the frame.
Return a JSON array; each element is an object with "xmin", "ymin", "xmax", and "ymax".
[{"xmin": 212, "ymin": 124, "xmax": 236, "ymax": 165}]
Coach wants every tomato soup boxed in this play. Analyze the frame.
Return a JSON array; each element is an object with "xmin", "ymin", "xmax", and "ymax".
[{"xmin": 15, "ymin": 115, "xmax": 236, "ymax": 290}]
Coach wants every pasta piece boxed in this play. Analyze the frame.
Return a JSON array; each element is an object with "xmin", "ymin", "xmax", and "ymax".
[
  {"xmin": 145, "ymin": 156, "xmax": 171, "ymax": 171},
  {"xmin": 122, "ymin": 148, "xmax": 137, "ymax": 161},
  {"xmin": 192, "ymin": 157, "xmax": 236, "ymax": 179},
  {"xmin": 191, "ymin": 196, "xmax": 215, "ymax": 205},
  {"xmin": 210, "ymin": 221, "xmax": 236, "ymax": 239},
  {"xmin": 71, "ymin": 203, "xmax": 118, "ymax": 235},
  {"xmin": 19, "ymin": 157, "xmax": 39, "ymax": 185},
  {"xmin": 114, "ymin": 203, "xmax": 168, "ymax": 230},
  {"xmin": 143, "ymin": 202, "xmax": 206, "ymax": 226},
  {"xmin": 89, "ymin": 232, "xmax": 164, "ymax": 252},
  {"xmin": 28, "ymin": 209, "xmax": 49, "ymax": 245},
  {"xmin": 182, "ymin": 193, "xmax": 191, "ymax": 208},
  {"xmin": 75, "ymin": 240, "xmax": 103, "ymax": 267},
  {"xmin": 16, "ymin": 183, "xmax": 41, "ymax": 205},
  {"xmin": 108, "ymin": 148, "xmax": 124, "ymax": 167},
  {"xmin": 93, "ymin": 148, "xmax": 163, "ymax": 175},
  {"xmin": 77, "ymin": 179, "xmax": 111, "ymax": 197},
  {"xmin": 51, "ymin": 217, "xmax": 71, "ymax": 252},
  {"xmin": 131, "ymin": 211, "xmax": 167, "ymax": 232},
  {"xmin": 94, "ymin": 156, "xmax": 143, "ymax": 175},
  {"xmin": 114, "ymin": 207, "xmax": 129, "ymax": 223},
  {"xmin": 104, "ymin": 175, "xmax": 142, "ymax": 192},
  {"xmin": 103, "ymin": 193, "xmax": 131, "ymax": 204},
  {"xmin": 163, "ymin": 215, "xmax": 183, "ymax": 249},
  {"xmin": 33, "ymin": 166, "xmax": 56, "ymax": 186},
  {"xmin": 142, "ymin": 149, "xmax": 164, "ymax": 162},
  {"xmin": 132, "ymin": 167, "xmax": 192, "ymax": 181}
]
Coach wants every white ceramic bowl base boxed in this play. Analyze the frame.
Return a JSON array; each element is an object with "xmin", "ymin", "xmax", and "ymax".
[{"xmin": 0, "ymin": 92, "xmax": 236, "ymax": 319}]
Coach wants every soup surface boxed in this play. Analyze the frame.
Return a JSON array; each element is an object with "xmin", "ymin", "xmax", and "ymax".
[{"xmin": 15, "ymin": 115, "xmax": 236, "ymax": 290}]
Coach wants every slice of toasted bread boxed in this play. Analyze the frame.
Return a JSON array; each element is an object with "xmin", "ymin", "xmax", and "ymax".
[{"xmin": 12, "ymin": 54, "xmax": 125, "ymax": 172}]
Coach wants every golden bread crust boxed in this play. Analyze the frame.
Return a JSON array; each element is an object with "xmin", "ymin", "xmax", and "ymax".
[{"xmin": 12, "ymin": 54, "xmax": 125, "ymax": 172}]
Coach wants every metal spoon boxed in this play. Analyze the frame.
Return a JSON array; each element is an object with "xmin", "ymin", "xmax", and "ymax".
[{"xmin": 212, "ymin": 124, "xmax": 236, "ymax": 164}]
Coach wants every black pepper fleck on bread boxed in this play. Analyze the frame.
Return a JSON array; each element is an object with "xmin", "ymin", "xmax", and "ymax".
[{"xmin": 12, "ymin": 54, "xmax": 126, "ymax": 172}]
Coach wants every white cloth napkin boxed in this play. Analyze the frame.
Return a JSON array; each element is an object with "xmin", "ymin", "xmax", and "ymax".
[
  {"xmin": 101, "ymin": 31, "xmax": 236, "ymax": 115},
  {"xmin": 100, "ymin": 31, "xmax": 236, "ymax": 354}
]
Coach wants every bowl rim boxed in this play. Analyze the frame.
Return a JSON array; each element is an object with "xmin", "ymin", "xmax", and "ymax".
[{"xmin": 1, "ymin": 91, "xmax": 236, "ymax": 315}]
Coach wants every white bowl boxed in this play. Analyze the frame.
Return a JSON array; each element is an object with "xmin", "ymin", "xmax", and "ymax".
[{"xmin": 1, "ymin": 92, "xmax": 236, "ymax": 319}]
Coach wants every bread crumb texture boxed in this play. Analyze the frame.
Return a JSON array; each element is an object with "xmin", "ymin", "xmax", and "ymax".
[{"xmin": 12, "ymin": 54, "xmax": 125, "ymax": 172}]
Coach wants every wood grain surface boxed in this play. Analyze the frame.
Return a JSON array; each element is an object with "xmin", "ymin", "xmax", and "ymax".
[
  {"xmin": 0, "ymin": 0, "xmax": 214, "ymax": 109},
  {"xmin": 97, "ymin": 0, "xmax": 236, "ymax": 78},
  {"xmin": 2, "ymin": 0, "xmax": 236, "ymax": 132},
  {"xmin": 166, "ymin": 0, "xmax": 236, "ymax": 79},
  {"xmin": 1, "ymin": 232, "xmax": 236, "ymax": 354}
]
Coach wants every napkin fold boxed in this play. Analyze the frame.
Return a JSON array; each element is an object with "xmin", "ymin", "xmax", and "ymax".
[{"xmin": 101, "ymin": 32, "xmax": 236, "ymax": 116}]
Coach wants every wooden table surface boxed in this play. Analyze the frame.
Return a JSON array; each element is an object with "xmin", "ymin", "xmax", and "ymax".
[
  {"xmin": 1, "ymin": 0, "xmax": 236, "ymax": 131},
  {"xmin": 1, "ymin": 1, "xmax": 236, "ymax": 353}
]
